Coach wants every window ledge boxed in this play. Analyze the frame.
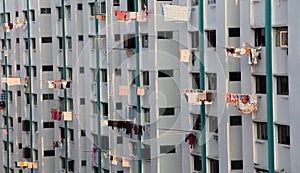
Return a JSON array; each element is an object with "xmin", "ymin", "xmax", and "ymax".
[
  {"xmin": 277, "ymin": 95, "xmax": 289, "ymax": 99},
  {"xmin": 255, "ymin": 140, "xmax": 266, "ymax": 144},
  {"xmin": 278, "ymin": 143, "xmax": 290, "ymax": 149}
]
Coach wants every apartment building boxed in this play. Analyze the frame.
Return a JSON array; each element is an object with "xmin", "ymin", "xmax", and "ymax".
[{"xmin": 0, "ymin": 0, "xmax": 296, "ymax": 173}]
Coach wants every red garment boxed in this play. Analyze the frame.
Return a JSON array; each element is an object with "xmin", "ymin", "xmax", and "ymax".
[
  {"xmin": 51, "ymin": 109, "xmax": 61, "ymax": 120},
  {"xmin": 8, "ymin": 23, "xmax": 13, "ymax": 29},
  {"xmin": 115, "ymin": 10, "xmax": 128, "ymax": 21},
  {"xmin": 186, "ymin": 134, "xmax": 196, "ymax": 148},
  {"xmin": 134, "ymin": 125, "xmax": 138, "ymax": 135}
]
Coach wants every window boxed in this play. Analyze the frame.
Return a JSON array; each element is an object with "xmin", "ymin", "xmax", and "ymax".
[
  {"xmin": 78, "ymin": 4, "xmax": 83, "ymax": 10},
  {"xmin": 190, "ymin": 31, "xmax": 199, "ymax": 49},
  {"xmin": 254, "ymin": 28, "xmax": 265, "ymax": 47},
  {"xmin": 42, "ymin": 94, "xmax": 54, "ymax": 100},
  {"xmin": 42, "ymin": 65, "xmax": 53, "ymax": 71},
  {"xmin": 114, "ymin": 0, "xmax": 120, "ymax": 6},
  {"xmin": 78, "ymin": 35, "xmax": 83, "ymax": 41},
  {"xmin": 160, "ymin": 145, "xmax": 176, "ymax": 154},
  {"xmin": 210, "ymin": 159, "xmax": 219, "ymax": 173},
  {"xmin": 16, "ymin": 38, "xmax": 19, "ymax": 44},
  {"xmin": 2, "ymin": 65, "xmax": 12, "ymax": 75},
  {"xmin": 116, "ymin": 103, "xmax": 122, "ymax": 110},
  {"xmin": 192, "ymin": 73, "xmax": 200, "ymax": 89},
  {"xmin": 228, "ymin": 28, "xmax": 240, "ymax": 37},
  {"xmin": 18, "ymin": 117, "xmax": 22, "ymax": 123},
  {"xmin": 101, "ymin": 102, "xmax": 108, "ymax": 117},
  {"xmin": 115, "ymin": 34, "xmax": 120, "ymax": 41},
  {"xmin": 80, "ymin": 98, "xmax": 85, "ymax": 105},
  {"xmin": 17, "ymin": 91, "xmax": 21, "ymax": 96},
  {"xmin": 44, "ymin": 150, "xmax": 55, "ymax": 157},
  {"xmin": 277, "ymin": 124, "xmax": 290, "ymax": 145},
  {"xmin": 208, "ymin": 0, "xmax": 216, "ymax": 4},
  {"xmin": 231, "ymin": 160, "xmax": 243, "ymax": 170},
  {"xmin": 33, "ymin": 121, "xmax": 38, "ymax": 132},
  {"xmin": 159, "ymin": 107, "xmax": 175, "ymax": 116},
  {"xmin": 89, "ymin": 3, "xmax": 95, "ymax": 16},
  {"xmin": 26, "ymin": 93, "xmax": 37, "ymax": 105},
  {"xmin": 32, "ymin": 66, "xmax": 37, "ymax": 77},
  {"xmin": 158, "ymin": 70, "xmax": 173, "ymax": 78},
  {"xmin": 191, "ymin": 0, "xmax": 198, "ymax": 6},
  {"xmin": 57, "ymin": 37, "xmax": 62, "ymax": 49},
  {"xmin": 192, "ymin": 114, "xmax": 201, "ymax": 130},
  {"xmin": 69, "ymin": 129, "xmax": 74, "ymax": 141},
  {"xmin": 256, "ymin": 168, "xmax": 268, "ymax": 173},
  {"xmin": 101, "ymin": 69, "xmax": 107, "ymax": 83},
  {"xmin": 274, "ymin": 27, "xmax": 288, "ymax": 47},
  {"xmin": 81, "ymin": 160, "xmax": 86, "ymax": 166},
  {"xmin": 57, "ymin": 7, "xmax": 62, "ymax": 19},
  {"xmin": 257, "ymin": 122, "xmax": 268, "ymax": 140},
  {"xmin": 22, "ymin": 120, "xmax": 30, "ymax": 131},
  {"xmin": 142, "ymin": 34, "xmax": 148, "ymax": 48},
  {"xmin": 19, "ymin": 143, "xmax": 22, "ymax": 149},
  {"xmin": 276, "ymin": 76, "xmax": 289, "ymax": 95},
  {"xmin": 193, "ymin": 155, "xmax": 201, "ymax": 171},
  {"xmin": 207, "ymin": 73, "xmax": 217, "ymax": 90},
  {"xmin": 117, "ymin": 136, "xmax": 123, "ymax": 144},
  {"xmin": 124, "ymin": 34, "xmax": 136, "ymax": 49},
  {"xmin": 81, "ymin": 130, "xmax": 86, "ymax": 136},
  {"xmin": 92, "ymin": 101, "xmax": 97, "ymax": 114},
  {"xmin": 68, "ymin": 98, "xmax": 73, "ymax": 110},
  {"xmin": 67, "ymin": 37, "xmax": 72, "ymax": 49},
  {"xmin": 60, "ymin": 127, "xmax": 65, "ymax": 139},
  {"xmin": 157, "ymin": 31, "xmax": 173, "ymax": 39},
  {"xmin": 255, "ymin": 75, "xmax": 266, "ymax": 94},
  {"xmin": 30, "ymin": 10, "xmax": 35, "ymax": 21},
  {"xmin": 102, "ymin": 136, "xmax": 109, "ymax": 150},
  {"xmin": 230, "ymin": 116, "xmax": 242, "ymax": 126},
  {"xmin": 206, "ymin": 30, "xmax": 216, "ymax": 48},
  {"xmin": 23, "ymin": 147, "xmax": 31, "ymax": 158},
  {"xmin": 143, "ymin": 108, "xmax": 150, "ymax": 123},
  {"xmin": 115, "ymin": 68, "xmax": 121, "ymax": 76},
  {"xmin": 229, "ymin": 72, "xmax": 241, "ymax": 81},
  {"xmin": 66, "ymin": 5, "xmax": 71, "ymax": 19},
  {"xmin": 68, "ymin": 160, "xmax": 74, "ymax": 172},
  {"xmin": 24, "ymin": 38, "xmax": 36, "ymax": 50},
  {"xmin": 43, "ymin": 122, "xmax": 54, "ymax": 128},
  {"xmin": 129, "ymin": 70, "xmax": 136, "ymax": 85},
  {"xmin": 209, "ymin": 116, "xmax": 218, "ymax": 133},
  {"xmin": 79, "ymin": 67, "xmax": 84, "ymax": 74},
  {"xmin": 142, "ymin": 71, "xmax": 149, "ymax": 85},
  {"xmin": 89, "ymin": 35, "xmax": 95, "ymax": 49},
  {"xmin": 100, "ymin": 2, "xmax": 106, "ymax": 14},
  {"xmin": 41, "ymin": 37, "xmax": 52, "ymax": 43},
  {"xmin": 41, "ymin": 8, "xmax": 51, "ymax": 14},
  {"xmin": 67, "ymin": 67, "xmax": 72, "ymax": 80},
  {"xmin": 127, "ymin": 0, "xmax": 135, "ymax": 11}
]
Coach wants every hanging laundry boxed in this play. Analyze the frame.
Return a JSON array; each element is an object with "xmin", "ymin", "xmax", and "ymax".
[
  {"xmin": 0, "ymin": 101, "xmax": 5, "ymax": 110},
  {"xmin": 162, "ymin": 5, "xmax": 191, "ymax": 22},
  {"xmin": 3, "ymin": 23, "xmax": 13, "ymax": 32},
  {"xmin": 96, "ymin": 15, "xmax": 106, "ymax": 20},
  {"xmin": 236, "ymin": 94, "xmax": 257, "ymax": 114},
  {"xmin": 32, "ymin": 162, "xmax": 38, "ymax": 169},
  {"xmin": 92, "ymin": 146, "xmax": 98, "ymax": 166},
  {"xmin": 147, "ymin": 125, "xmax": 151, "ymax": 136},
  {"xmin": 184, "ymin": 89, "xmax": 199, "ymax": 104},
  {"xmin": 226, "ymin": 93, "xmax": 258, "ymax": 114},
  {"xmin": 48, "ymin": 81, "xmax": 54, "ymax": 88},
  {"xmin": 62, "ymin": 111, "xmax": 72, "ymax": 121},
  {"xmin": 115, "ymin": 10, "xmax": 129, "ymax": 21},
  {"xmin": 129, "ymin": 12, "xmax": 137, "ymax": 20},
  {"xmin": 137, "ymin": 87, "xmax": 145, "ymax": 96},
  {"xmin": 4, "ymin": 49, "xmax": 8, "ymax": 57},
  {"xmin": 112, "ymin": 157, "xmax": 118, "ymax": 165},
  {"xmin": 225, "ymin": 46, "xmax": 262, "ymax": 65},
  {"xmin": 2, "ymin": 77, "xmax": 21, "ymax": 86},
  {"xmin": 3, "ymin": 129, "xmax": 7, "ymax": 135},
  {"xmin": 53, "ymin": 141, "xmax": 60, "ymax": 148},
  {"xmin": 51, "ymin": 109, "xmax": 62, "ymax": 120},
  {"xmin": 137, "ymin": 11, "xmax": 148, "ymax": 22},
  {"xmin": 122, "ymin": 158, "xmax": 130, "ymax": 167},
  {"xmin": 119, "ymin": 85, "xmax": 128, "ymax": 96},
  {"xmin": 180, "ymin": 49, "xmax": 190, "ymax": 62},
  {"xmin": 185, "ymin": 133, "xmax": 197, "ymax": 149},
  {"xmin": 27, "ymin": 162, "xmax": 33, "ymax": 169}
]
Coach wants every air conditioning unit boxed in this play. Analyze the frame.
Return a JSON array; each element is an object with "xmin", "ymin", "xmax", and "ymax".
[{"xmin": 280, "ymin": 31, "xmax": 288, "ymax": 48}]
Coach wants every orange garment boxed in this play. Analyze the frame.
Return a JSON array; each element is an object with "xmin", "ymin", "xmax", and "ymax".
[{"xmin": 115, "ymin": 10, "xmax": 128, "ymax": 21}]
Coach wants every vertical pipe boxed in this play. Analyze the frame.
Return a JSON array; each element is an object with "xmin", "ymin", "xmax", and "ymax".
[
  {"xmin": 61, "ymin": 0, "xmax": 68, "ymax": 172},
  {"xmin": 26, "ymin": 1, "xmax": 33, "ymax": 173},
  {"xmin": 198, "ymin": 0, "xmax": 206, "ymax": 172},
  {"xmin": 134, "ymin": 0, "xmax": 142, "ymax": 172},
  {"xmin": 265, "ymin": 0, "xmax": 274, "ymax": 172},
  {"xmin": 94, "ymin": 1, "xmax": 102, "ymax": 173},
  {"xmin": 2, "ymin": 0, "xmax": 9, "ymax": 172}
]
